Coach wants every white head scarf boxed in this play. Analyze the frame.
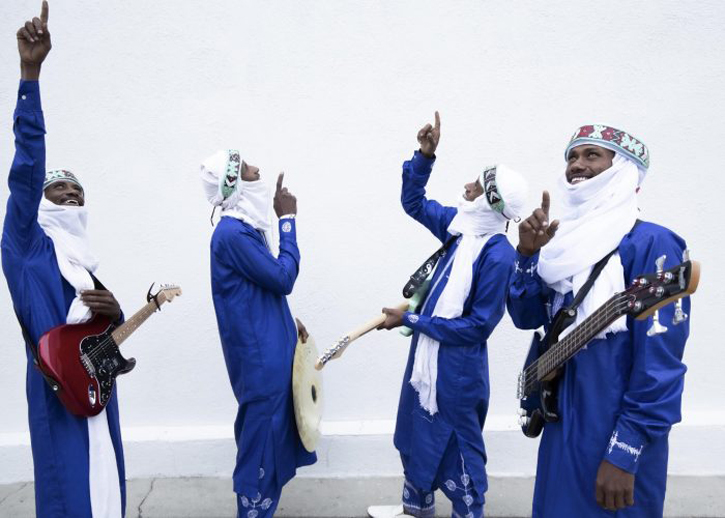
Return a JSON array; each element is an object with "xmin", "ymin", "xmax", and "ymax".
[
  {"xmin": 411, "ymin": 164, "xmax": 528, "ymax": 415},
  {"xmin": 38, "ymin": 194, "xmax": 98, "ymax": 324},
  {"xmin": 538, "ymin": 152, "xmax": 640, "ymax": 338},
  {"xmin": 200, "ymin": 150, "xmax": 272, "ymax": 237}
]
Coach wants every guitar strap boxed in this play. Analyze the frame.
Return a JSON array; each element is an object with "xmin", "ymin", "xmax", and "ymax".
[
  {"xmin": 402, "ymin": 235, "xmax": 458, "ymax": 298},
  {"xmin": 567, "ymin": 219, "xmax": 642, "ymax": 314},
  {"xmin": 14, "ymin": 309, "xmax": 60, "ymax": 392},
  {"xmin": 14, "ymin": 271, "xmax": 110, "ymax": 392}
]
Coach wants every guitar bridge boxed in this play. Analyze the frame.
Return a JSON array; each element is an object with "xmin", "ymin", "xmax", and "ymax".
[{"xmin": 80, "ymin": 354, "xmax": 96, "ymax": 377}]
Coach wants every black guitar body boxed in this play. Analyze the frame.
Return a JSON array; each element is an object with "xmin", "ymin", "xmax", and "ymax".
[{"xmin": 519, "ymin": 307, "xmax": 576, "ymax": 438}]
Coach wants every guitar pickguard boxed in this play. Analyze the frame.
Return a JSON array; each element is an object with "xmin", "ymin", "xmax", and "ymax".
[{"xmin": 80, "ymin": 331, "xmax": 135, "ymax": 408}]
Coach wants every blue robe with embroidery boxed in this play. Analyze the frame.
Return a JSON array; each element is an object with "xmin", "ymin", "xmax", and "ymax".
[
  {"xmin": 1, "ymin": 81, "xmax": 127, "ymax": 517},
  {"xmin": 393, "ymin": 151, "xmax": 515, "ymax": 499},
  {"xmin": 210, "ymin": 215, "xmax": 316, "ymax": 499},
  {"xmin": 507, "ymin": 222, "xmax": 690, "ymax": 517}
]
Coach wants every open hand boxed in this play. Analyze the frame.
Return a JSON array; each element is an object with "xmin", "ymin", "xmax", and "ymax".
[
  {"xmin": 377, "ymin": 307, "xmax": 405, "ymax": 330},
  {"xmin": 295, "ymin": 318, "xmax": 308, "ymax": 343},
  {"xmin": 18, "ymin": 1, "xmax": 51, "ymax": 80},
  {"xmin": 595, "ymin": 460, "xmax": 635, "ymax": 511},
  {"xmin": 273, "ymin": 172, "xmax": 297, "ymax": 218},
  {"xmin": 417, "ymin": 111, "xmax": 441, "ymax": 158},
  {"xmin": 80, "ymin": 289, "xmax": 122, "ymax": 323},
  {"xmin": 517, "ymin": 190, "xmax": 559, "ymax": 256}
]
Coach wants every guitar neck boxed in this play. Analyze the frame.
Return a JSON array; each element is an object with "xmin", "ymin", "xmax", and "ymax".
[
  {"xmin": 534, "ymin": 293, "xmax": 629, "ymax": 383},
  {"xmin": 110, "ymin": 295, "xmax": 167, "ymax": 346}
]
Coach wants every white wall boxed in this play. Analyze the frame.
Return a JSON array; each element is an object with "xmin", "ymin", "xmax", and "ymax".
[{"xmin": 1, "ymin": 0, "xmax": 724, "ymax": 482}]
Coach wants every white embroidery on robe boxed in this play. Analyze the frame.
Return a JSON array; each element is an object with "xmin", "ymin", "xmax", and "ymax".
[
  {"xmin": 239, "ymin": 468, "xmax": 274, "ymax": 517},
  {"xmin": 607, "ymin": 431, "xmax": 644, "ymax": 462},
  {"xmin": 444, "ymin": 454, "xmax": 475, "ymax": 518}
]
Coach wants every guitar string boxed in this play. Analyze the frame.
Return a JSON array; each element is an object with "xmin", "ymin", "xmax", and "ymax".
[
  {"xmin": 523, "ymin": 297, "xmax": 630, "ymax": 394},
  {"xmin": 538, "ymin": 298, "xmax": 629, "ymax": 381},
  {"xmin": 522, "ymin": 294, "xmax": 625, "ymax": 380},
  {"xmin": 522, "ymin": 280, "xmax": 656, "ymax": 380},
  {"xmin": 523, "ymin": 306, "xmax": 622, "ymax": 395},
  {"xmin": 522, "ymin": 286, "xmax": 654, "ymax": 396},
  {"xmin": 521, "ymin": 291, "xmax": 635, "ymax": 395},
  {"xmin": 84, "ymin": 302, "xmax": 158, "ymax": 363}
]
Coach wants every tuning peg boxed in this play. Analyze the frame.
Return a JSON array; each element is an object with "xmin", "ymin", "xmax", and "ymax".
[
  {"xmin": 647, "ymin": 309, "xmax": 668, "ymax": 336},
  {"xmin": 672, "ymin": 299, "xmax": 688, "ymax": 325},
  {"xmin": 655, "ymin": 254, "xmax": 666, "ymax": 275}
]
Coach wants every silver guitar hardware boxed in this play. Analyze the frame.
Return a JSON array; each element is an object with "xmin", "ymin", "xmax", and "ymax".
[
  {"xmin": 673, "ymin": 249, "xmax": 691, "ymax": 325},
  {"xmin": 647, "ymin": 255, "xmax": 668, "ymax": 337}
]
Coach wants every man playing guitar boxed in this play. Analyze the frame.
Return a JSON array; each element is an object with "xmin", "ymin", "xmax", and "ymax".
[
  {"xmin": 2, "ymin": 3, "xmax": 127, "ymax": 516},
  {"xmin": 508, "ymin": 125, "xmax": 691, "ymax": 516},
  {"xmin": 374, "ymin": 113, "xmax": 528, "ymax": 518}
]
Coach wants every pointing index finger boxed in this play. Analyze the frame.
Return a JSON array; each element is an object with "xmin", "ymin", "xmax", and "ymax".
[
  {"xmin": 41, "ymin": 1, "xmax": 49, "ymax": 24},
  {"xmin": 276, "ymin": 172, "xmax": 285, "ymax": 192},
  {"xmin": 542, "ymin": 190, "xmax": 550, "ymax": 217},
  {"xmin": 434, "ymin": 111, "xmax": 440, "ymax": 131}
]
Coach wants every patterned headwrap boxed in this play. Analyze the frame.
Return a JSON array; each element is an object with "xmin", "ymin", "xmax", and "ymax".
[
  {"xmin": 200, "ymin": 149, "xmax": 244, "ymax": 208},
  {"xmin": 477, "ymin": 164, "xmax": 528, "ymax": 222},
  {"xmin": 566, "ymin": 124, "xmax": 649, "ymax": 174},
  {"xmin": 44, "ymin": 169, "xmax": 84, "ymax": 193}
]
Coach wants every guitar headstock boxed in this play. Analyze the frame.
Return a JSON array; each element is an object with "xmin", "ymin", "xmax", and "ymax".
[
  {"xmin": 155, "ymin": 284, "xmax": 183, "ymax": 304},
  {"xmin": 623, "ymin": 252, "xmax": 700, "ymax": 321}
]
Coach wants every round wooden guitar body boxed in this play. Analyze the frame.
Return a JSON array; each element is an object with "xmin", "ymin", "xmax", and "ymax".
[{"xmin": 292, "ymin": 335, "xmax": 323, "ymax": 452}]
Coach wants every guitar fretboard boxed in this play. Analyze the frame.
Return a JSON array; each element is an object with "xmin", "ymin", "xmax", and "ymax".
[
  {"xmin": 110, "ymin": 294, "xmax": 167, "ymax": 346},
  {"xmin": 523, "ymin": 293, "xmax": 631, "ymax": 396}
]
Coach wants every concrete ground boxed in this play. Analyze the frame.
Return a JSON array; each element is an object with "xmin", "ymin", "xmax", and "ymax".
[{"xmin": 1, "ymin": 476, "xmax": 723, "ymax": 517}]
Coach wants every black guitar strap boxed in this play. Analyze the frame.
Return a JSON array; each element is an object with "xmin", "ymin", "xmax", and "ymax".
[
  {"xmin": 14, "ymin": 309, "xmax": 60, "ymax": 391},
  {"xmin": 568, "ymin": 219, "xmax": 642, "ymax": 313},
  {"xmin": 402, "ymin": 235, "xmax": 458, "ymax": 298}
]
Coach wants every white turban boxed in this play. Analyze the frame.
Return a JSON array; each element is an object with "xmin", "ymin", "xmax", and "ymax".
[{"xmin": 200, "ymin": 149, "xmax": 272, "ymax": 234}]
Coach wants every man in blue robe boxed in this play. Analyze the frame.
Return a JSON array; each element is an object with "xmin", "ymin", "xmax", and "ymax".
[
  {"xmin": 2, "ymin": 3, "xmax": 127, "ymax": 516},
  {"xmin": 200, "ymin": 150, "xmax": 316, "ymax": 518},
  {"xmin": 508, "ymin": 124, "xmax": 690, "ymax": 516},
  {"xmin": 373, "ymin": 112, "xmax": 528, "ymax": 518}
]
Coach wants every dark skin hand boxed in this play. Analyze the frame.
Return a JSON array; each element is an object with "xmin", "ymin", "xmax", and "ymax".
[
  {"xmin": 518, "ymin": 146, "xmax": 615, "ymax": 256},
  {"xmin": 295, "ymin": 318, "xmax": 308, "ymax": 343},
  {"xmin": 80, "ymin": 289, "xmax": 122, "ymax": 322},
  {"xmin": 273, "ymin": 172, "xmax": 297, "ymax": 218},
  {"xmin": 18, "ymin": 4, "xmax": 120, "ymax": 324},
  {"xmin": 377, "ymin": 307, "xmax": 404, "ymax": 330},
  {"xmin": 418, "ymin": 111, "xmax": 441, "ymax": 159},
  {"xmin": 596, "ymin": 460, "xmax": 635, "ymax": 511},
  {"xmin": 18, "ymin": 1, "xmax": 51, "ymax": 81},
  {"xmin": 517, "ymin": 191, "xmax": 560, "ymax": 257}
]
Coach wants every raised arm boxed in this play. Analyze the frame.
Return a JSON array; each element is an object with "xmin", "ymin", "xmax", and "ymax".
[
  {"xmin": 401, "ymin": 112, "xmax": 457, "ymax": 242},
  {"xmin": 506, "ymin": 191, "xmax": 559, "ymax": 329},
  {"xmin": 218, "ymin": 221, "xmax": 300, "ymax": 295},
  {"xmin": 215, "ymin": 173, "xmax": 301, "ymax": 295},
  {"xmin": 3, "ymin": 1, "xmax": 52, "ymax": 255}
]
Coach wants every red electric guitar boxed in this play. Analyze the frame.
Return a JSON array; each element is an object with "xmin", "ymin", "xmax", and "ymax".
[{"xmin": 36, "ymin": 284, "xmax": 182, "ymax": 417}]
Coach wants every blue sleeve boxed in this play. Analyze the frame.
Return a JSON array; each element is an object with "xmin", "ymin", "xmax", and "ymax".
[
  {"xmin": 2, "ymin": 81, "xmax": 46, "ymax": 256},
  {"xmin": 506, "ymin": 250, "xmax": 551, "ymax": 330},
  {"xmin": 219, "ymin": 219, "xmax": 300, "ymax": 295},
  {"xmin": 603, "ymin": 231, "xmax": 690, "ymax": 474},
  {"xmin": 401, "ymin": 150, "xmax": 457, "ymax": 243},
  {"xmin": 402, "ymin": 242, "xmax": 514, "ymax": 346}
]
